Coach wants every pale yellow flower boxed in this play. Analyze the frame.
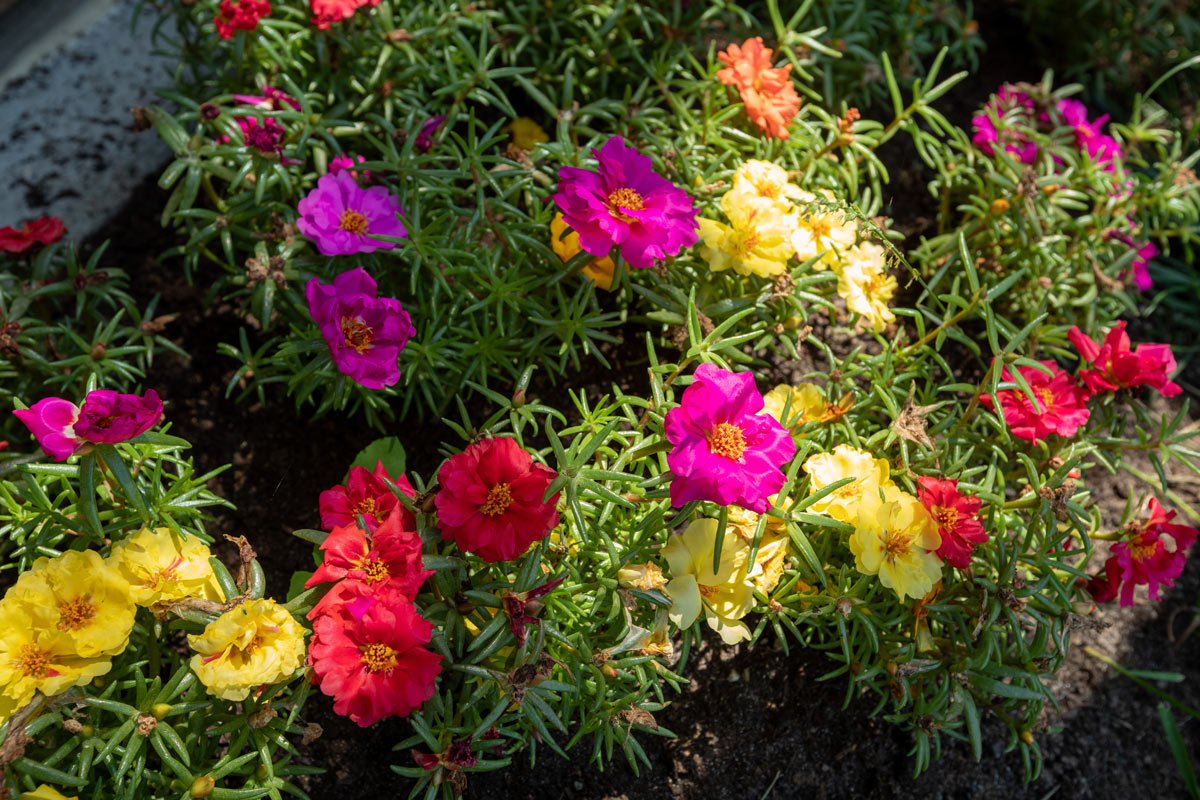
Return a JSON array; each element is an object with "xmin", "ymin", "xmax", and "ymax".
[
  {"xmin": 849, "ymin": 490, "xmax": 942, "ymax": 601},
  {"xmin": 663, "ymin": 519, "xmax": 756, "ymax": 644},
  {"xmin": 106, "ymin": 527, "xmax": 225, "ymax": 607},
  {"xmin": 551, "ymin": 212, "xmax": 614, "ymax": 290},
  {"xmin": 507, "ymin": 117, "xmax": 549, "ymax": 150},
  {"xmin": 21, "ymin": 786, "xmax": 79, "ymax": 800},
  {"xmin": 698, "ymin": 192, "xmax": 795, "ymax": 278},
  {"xmin": 726, "ymin": 505, "xmax": 792, "ymax": 596},
  {"xmin": 730, "ymin": 160, "xmax": 805, "ymax": 209},
  {"xmin": 835, "ymin": 242, "xmax": 897, "ymax": 333},
  {"xmin": 618, "ymin": 562, "xmax": 668, "ymax": 592},
  {"xmin": 761, "ymin": 383, "xmax": 828, "ymax": 429},
  {"xmin": 803, "ymin": 445, "xmax": 894, "ymax": 524},
  {"xmin": 792, "ymin": 193, "xmax": 856, "ymax": 270},
  {"xmin": 188, "ymin": 599, "xmax": 306, "ymax": 701}
]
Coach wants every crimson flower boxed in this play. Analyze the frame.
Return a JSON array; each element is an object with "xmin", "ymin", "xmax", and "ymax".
[
  {"xmin": 319, "ymin": 460, "xmax": 415, "ymax": 531},
  {"xmin": 308, "ymin": 584, "xmax": 441, "ymax": 726},
  {"xmin": 1088, "ymin": 498, "xmax": 1197, "ymax": 607},
  {"xmin": 1067, "ymin": 322, "xmax": 1181, "ymax": 397},
  {"xmin": 214, "ymin": 0, "xmax": 270, "ymax": 39},
  {"xmin": 434, "ymin": 437, "xmax": 560, "ymax": 562},
  {"xmin": 305, "ymin": 513, "xmax": 430, "ymax": 615},
  {"xmin": 979, "ymin": 361, "xmax": 1091, "ymax": 443},
  {"xmin": 0, "ymin": 216, "xmax": 66, "ymax": 253},
  {"xmin": 412, "ymin": 737, "xmax": 478, "ymax": 772},
  {"xmin": 916, "ymin": 477, "xmax": 987, "ymax": 568}
]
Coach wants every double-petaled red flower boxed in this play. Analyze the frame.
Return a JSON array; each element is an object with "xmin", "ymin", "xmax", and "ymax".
[
  {"xmin": 214, "ymin": 0, "xmax": 270, "ymax": 39},
  {"xmin": 916, "ymin": 476, "xmax": 987, "ymax": 569},
  {"xmin": 1067, "ymin": 322, "xmax": 1182, "ymax": 398},
  {"xmin": 319, "ymin": 460, "xmax": 415, "ymax": 531},
  {"xmin": 306, "ymin": 512, "xmax": 430, "ymax": 617},
  {"xmin": 979, "ymin": 361, "xmax": 1091, "ymax": 443},
  {"xmin": 434, "ymin": 437, "xmax": 560, "ymax": 562},
  {"xmin": 1088, "ymin": 498, "xmax": 1197, "ymax": 607},
  {"xmin": 0, "ymin": 216, "xmax": 66, "ymax": 253}
]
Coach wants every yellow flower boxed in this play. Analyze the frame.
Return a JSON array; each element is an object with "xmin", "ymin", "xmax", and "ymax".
[
  {"xmin": 663, "ymin": 519, "xmax": 756, "ymax": 644},
  {"xmin": 636, "ymin": 610, "xmax": 674, "ymax": 658},
  {"xmin": 849, "ymin": 490, "xmax": 942, "ymax": 601},
  {"xmin": 618, "ymin": 562, "xmax": 667, "ymax": 592},
  {"xmin": 726, "ymin": 505, "xmax": 792, "ymax": 596},
  {"xmin": 106, "ymin": 528, "xmax": 225, "ymax": 607},
  {"xmin": 803, "ymin": 445, "xmax": 894, "ymax": 524},
  {"xmin": 506, "ymin": 116, "xmax": 549, "ymax": 150},
  {"xmin": 188, "ymin": 599, "xmax": 306, "ymax": 701},
  {"xmin": 730, "ymin": 160, "xmax": 804, "ymax": 209},
  {"xmin": 21, "ymin": 786, "xmax": 78, "ymax": 800},
  {"xmin": 792, "ymin": 193, "xmax": 856, "ymax": 270},
  {"xmin": 762, "ymin": 383, "xmax": 827, "ymax": 429},
  {"xmin": 835, "ymin": 242, "xmax": 896, "ymax": 333},
  {"xmin": 0, "ymin": 597, "xmax": 113, "ymax": 725},
  {"xmin": 550, "ymin": 212, "xmax": 615, "ymax": 290},
  {"xmin": 698, "ymin": 192, "xmax": 795, "ymax": 278},
  {"xmin": 5, "ymin": 550, "xmax": 135, "ymax": 659}
]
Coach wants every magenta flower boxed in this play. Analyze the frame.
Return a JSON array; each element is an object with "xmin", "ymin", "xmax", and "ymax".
[
  {"xmin": 305, "ymin": 267, "xmax": 416, "ymax": 389},
  {"xmin": 414, "ymin": 116, "xmax": 446, "ymax": 153},
  {"xmin": 1087, "ymin": 498, "xmax": 1197, "ymax": 606},
  {"xmin": 1057, "ymin": 98, "xmax": 1122, "ymax": 170},
  {"xmin": 971, "ymin": 86, "xmax": 1037, "ymax": 164},
  {"xmin": 297, "ymin": 172, "xmax": 407, "ymax": 257},
  {"xmin": 553, "ymin": 136, "xmax": 698, "ymax": 269},
  {"xmin": 664, "ymin": 363, "xmax": 796, "ymax": 512},
  {"xmin": 1067, "ymin": 321, "xmax": 1181, "ymax": 397},
  {"xmin": 231, "ymin": 86, "xmax": 300, "ymax": 111},
  {"xmin": 13, "ymin": 398, "xmax": 84, "ymax": 461},
  {"xmin": 330, "ymin": 153, "xmax": 369, "ymax": 179}
]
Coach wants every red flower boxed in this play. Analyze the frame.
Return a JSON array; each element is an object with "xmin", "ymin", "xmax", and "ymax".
[
  {"xmin": 1067, "ymin": 322, "xmax": 1182, "ymax": 397},
  {"xmin": 1087, "ymin": 498, "xmax": 1197, "ymax": 607},
  {"xmin": 308, "ymin": 584, "xmax": 442, "ymax": 726},
  {"xmin": 319, "ymin": 460, "xmax": 415, "ymax": 531},
  {"xmin": 0, "ymin": 217, "xmax": 66, "ymax": 253},
  {"xmin": 434, "ymin": 437, "xmax": 560, "ymax": 562},
  {"xmin": 305, "ymin": 513, "xmax": 430, "ymax": 614},
  {"xmin": 214, "ymin": 0, "xmax": 270, "ymax": 39},
  {"xmin": 310, "ymin": 0, "xmax": 380, "ymax": 29},
  {"xmin": 979, "ymin": 361, "xmax": 1091, "ymax": 443},
  {"xmin": 916, "ymin": 477, "xmax": 987, "ymax": 568}
]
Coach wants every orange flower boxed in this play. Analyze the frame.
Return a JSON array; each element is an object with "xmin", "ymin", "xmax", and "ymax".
[{"xmin": 716, "ymin": 38, "xmax": 801, "ymax": 140}]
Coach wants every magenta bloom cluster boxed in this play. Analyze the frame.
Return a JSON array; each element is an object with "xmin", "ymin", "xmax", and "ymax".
[
  {"xmin": 297, "ymin": 172, "xmax": 407, "ymax": 257},
  {"xmin": 306, "ymin": 267, "xmax": 416, "ymax": 390},
  {"xmin": 553, "ymin": 136, "xmax": 698, "ymax": 270},
  {"xmin": 664, "ymin": 363, "xmax": 796, "ymax": 512},
  {"xmin": 971, "ymin": 86, "xmax": 1123, "ymax": 171},
  {"xmin": 14, "ymin": 389, "xmax": 163, "ymax": 461}
]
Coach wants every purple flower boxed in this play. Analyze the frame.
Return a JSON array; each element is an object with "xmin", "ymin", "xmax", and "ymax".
[
  {"xmin": 971, "ymin": 86, "xmax": 1038, "ymax": 164},
  {"xmin": 552, "ymin": 136, "xmax": 698, "ymax": 269},
  {"xmin": 664, "ymin": 363, "xmax": 796, "ymax": 512},
  {"xmin": 305, "ymin": 267, "xmax": 416, "ymax": 389},
  {"xmin": 74, "ymin": 390, "xmax": 163, "ymax": 443},
  {"xmin": 296, "ymin": 172, "xmax": 407, "ymax": 257},
  {"xmin": 414, "ymin": 116, "xmax": 446, "ymax": 153}
]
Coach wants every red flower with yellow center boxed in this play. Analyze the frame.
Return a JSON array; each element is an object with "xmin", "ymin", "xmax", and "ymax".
[
  {"xmin": 916, "ymin": 476, "xmax": 987, "ymax": 569},
  {"xmin": 1088, "ymin": 498, "xmax": 1197, "ymax": 607},
  {"xmin": 319, "ymin": 460, "xmax": 416, "ymax": 531},
  {"xmin": 979, "ymin": 361, "xmax": 1091, "ymax": 443},
  {"xmin": 306, "ymin": 511, "xmax": 431, "ymax": 617}
]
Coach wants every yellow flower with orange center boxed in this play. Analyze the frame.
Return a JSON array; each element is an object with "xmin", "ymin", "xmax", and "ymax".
[
  {"xmin": 663, "ymin": 519, "xmax": 756, "ymax": 644},
  {"xmin": 761, "ymin": 383, "xmax": 828, "ymax": 430},
  {"xmin": 730, "ymin": 160, "xmax": 805, "ymax": 210},
  {"xmin": 106, "ymin": 527, "xmax": 226, "ymax": 607},
  {"xmin": 803, "ymin": 445, "xmax": 895, "ymax": 524},
  {"xmin": 550, "ymin": 212, "xmax": 615, "ymax": 290},
  {"xmin": 792, "ymin": 191, "xmax": 856, "ymax": 270},
  {"xmin": 848, "ymin": 490, "xmax": 942, "ymax": 601},
  {"xmin": 834, "ymin": 242, "xmax": 897, "ymax": 333},
  {"xmin": 698, "ymin": 191, "xmax": 796, "ymax": 278},
  {"xmin": 188, "ymin": 599, "xmax": 306, "ymax": 701}
]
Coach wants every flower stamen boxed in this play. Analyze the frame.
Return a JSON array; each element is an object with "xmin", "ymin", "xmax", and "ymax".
[
  {"xmin": 340, "ymin": 316, "xmax": 374, "ymax": 354},
  {"xmin": 480, "ymin": 483, "xmax": 513, "ymax": 517},
  {"xmin": 707, "ymin": 422, "xmax": 747, "ymax": 460},
  {"xmin": 339, "ymin": 209, "xmax": 369, "ymax": 234},
  {"xmin": 57, "ymin": 596, "xmax": 98, "ymax": 632},
  {"xmin": 607, "ymin": 187, "xmax": 645, "ymax": 212},
  {"xmin": 361, "ymin": 642, "xmax": 397, "ymax": 673}
]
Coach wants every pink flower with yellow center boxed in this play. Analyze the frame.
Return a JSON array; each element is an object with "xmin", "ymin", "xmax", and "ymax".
[
  {"xmin": 916, "ymin": 476, "xmax": 987, "ymax": 569},
  {"xmin": 1088, "ymin": 498, "xmax": 1197, "ymax": 607},
  {"xmin": 664, "ymin": 363, "xmax": 796, "ymax": 512},
  {"xmin": 306, "ymin": 512, "xmax": 431, "ymax": 618},
  {"xmin": 296, "ymin": 171, "xmax": 406, "ymax": 257}
]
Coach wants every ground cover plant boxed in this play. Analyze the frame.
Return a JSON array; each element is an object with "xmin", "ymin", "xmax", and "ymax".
[{"xmin": 2, "ymin": 0, "xmax": 1200, "ymax": 798}]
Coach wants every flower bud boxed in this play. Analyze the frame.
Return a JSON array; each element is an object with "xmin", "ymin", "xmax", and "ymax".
[
  {"xmin": 90, "ymin": 342, "xmax": 107, "ymax": 361},
  {"xmin": 511, "ymin": 388, "xmax": 526, "ymax": 408},
  {"xmin": 990, "ymin": 198, "xmax": 1010, "ymax": 215},
  {"xmin": 151, "ymin": 703, "xmax": 173, "ymax": 720},
  {"xmin": 191, "ymin": 776, "xmax": 216, "ymax": 798}
]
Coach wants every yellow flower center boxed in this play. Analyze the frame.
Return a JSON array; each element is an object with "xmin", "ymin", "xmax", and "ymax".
[
  {"xmin": 736, "ymin": 230, "xmax": 760, "ymax": 257},
  {"xmin": 810, "ymin": 217, "xmax": 832, "ymax": 242},
  {"xmin": 882, "ymin": 529, "xmax": 913, "ymax": 564},
  {"xmin": 1034, "ymin": 387, "xmax": 1055, "ymax": 411},
  {"xmin": 57, "ymin": 596, "xmax": 98, "ymax": 632},
  {"xmin": 1128, "ymin": 538, "xmax": 1157, "ymax": 563},
  {"xmin": 13, "ymin": 643, "xmax": 50, "ymax": 678},
  {"xmin": 339, "ymin": 209, "xmax": 369, "ymax": 234},
  {"xmin": 835, "ymin": 482, "xmax": 862, "ymax": 502},
  {"xmin": 480, "ymin": 482, "xmax": 513, "ymax": 517},
  {"xmin": 934, "ymin": 507, "xmax": 958, "ymax": 531},
  {"xmin": 707, "ymin": 422, "xmax": 746, "ymax": 460},
  {"xmin": 698, "ymin": 584, "xmax": 717, "ymax": 601},
  {"xmin": 340, "ymin": 316, "xmax": 374, "ymax": 354},
  {"xmin": 361, "ymin": 642, "xmax": 397, "ymax": 673},
  {"xmin": 143, "ymin": 556, "xmax": 185, "ymax": 591},
  {"xmin": 356, "ymin": 555, "xmax": 390, "ymax": 585},
  {"xmin": 607, "ymin": 187, "xmax": 645, "ymax": 211},
  {"xmin": 353, "ymin": 498, "xmax": 378, "ymax": 518}
]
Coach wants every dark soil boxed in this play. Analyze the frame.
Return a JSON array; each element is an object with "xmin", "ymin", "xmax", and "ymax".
[{"xmin": 82, "ymin": 3, "xmax": 1200, "ymax": 797}]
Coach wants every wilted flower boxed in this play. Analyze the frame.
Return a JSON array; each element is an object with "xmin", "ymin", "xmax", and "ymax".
[
  {"xmin": 550, "ymin": 212, "xmax": 615, "ymax": 290},
  {"xmin": 716, "ymin": 38, "xmax": 801, "ymax": 139},
  {"xmin": 106, "ymin": 528, "xmax": 225, "ymax": 607},
  {"xmin": 414, "ymin": 115, "xmax": 446, "ymax": 153},
  {"xmin": 664, "ymin": 519, "xmax": 755, "ymax": 644},
  {"xmin": 618, "ymin": 562, "xmax": 667, "ymax": 592},
  {"xmin": 552, "ymin": 136, "xmax": 698, "ymax": 269},
  {"xmin": 664, "ymin": 363, "xmax": 796, "ymax": 512},
  {"xmin": 296, "ymin": 171, "xmax": 406, "ymax": 257},
  {"xmin": 1088, "ymin": 498, "xmax": 1197, "ymax": 607},
  {"xmin": 305, "ymin": 268, "xmax": 416, "ymax": 389},
  {"xmin": 319, "ymin": 460, "xmax": 416, "ymax": 531},
  {"xmin": 0, "ymin": 216, "xmax": 66, "ymax": 253},
  {"xmin": 849, "ymin": 489, "xmax": 942, "ymax": 601},
  {"xmin": 434, "ymin": 436, "xmax": 561, "ymax": 562},
  {"xmin": 1068, "ymin": 321, "xmax": 1181, "ymax": 397},
  {"xmin": 980, "ymin": 361, "xmax": 1091, "ymax": 443},
  {"xmin": 916, "ymin": 477, "xmax": 987, "ymax": 569},
  {"xmin": 189, "ymin": 599, "xmax": 307, "ymax": 701},
  {"xmin": 73, "ymin": 389, "xmax": 163, "ymax": 444}
]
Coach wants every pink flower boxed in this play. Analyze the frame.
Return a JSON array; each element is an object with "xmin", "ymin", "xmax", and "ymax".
[
  {"xmin": 310, "ymin": 0, "xmax": 380, "ymax": 29},
  {"xmin": 971, "ymin": 86, "xmax": 1038, "ymax": 164},
  {"xmin": 979, "ymin": 361, "xmax": 1091, "ymax": 443},
  {"xmin": 1108, "ymin": 232, "xmax": 1157, "ymax": 291},
  {"xmin": 308, "ymin": 584, "xmax": 442, "ymax": 726},
  {"xmin": 330, "ymin": 153, "xmax": 369, "ymax": 179},
  {"xmin": 553, "ymin": 136, "xmax": 698, "ymax": 269},
  {"xmin": 1088, "ymin": 498, "xmax": 1197, "ymax": 606},
  {"xmin": 231, "ymin": 86, "xmax": 300, "ymax": 111},
  {"xmin": 1057, "ymin": 98, "xmax": 1122, "ymax": 170},
  {"xmin": 238, "ymin": 117, "xmax": 285, "ymax": 155},
  {"xmin": 664, "ymin": 363, "xmax": 796, "ymax": 512},
  {"xmin": 13, "ymin": 398, "xmax": 84, "ymax": 461},
  {"xmin": 916, "ymin": 476, "xmax": 987, "ymax": 568},
  {"xmin": 305, "ymin": 268, "xmax": 416, "ymax": 389},
  {"xmin": 1067, "ymin": 321, "xmax": 1181, "ymax": 397},
  {"xmin": 73, "ymin": 390, "xmax": 163, "ymax": 443},
  {"xmin": 297, "ymin": 172, "xmax": 406, "ymax": 257},
  {"xmin": 414, "ymin": 116, "xmax": 446, "ymax": 153},
  {"xmin": 319, "ymin": 460, "xmax": 416, "ymax": 531}
]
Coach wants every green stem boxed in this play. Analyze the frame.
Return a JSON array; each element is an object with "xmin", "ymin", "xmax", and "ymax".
[{"xmin": 1120, "ymin": 463, "xmax": 1200, "ymax": 525}]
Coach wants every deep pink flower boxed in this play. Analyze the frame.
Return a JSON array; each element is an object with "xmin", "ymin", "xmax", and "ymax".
[
  {"xmin": 1067, "ymin": 321, "xmax": 1182, "ymax": 397},
  {"xmin": 297, "ymin": 172, "xmax": 406, "ymax": 257},
  {"xmin": 664, "ymin": 363, "xmax": 796, "ymax": 512},
  {"xmin": 306, "ymin": 513, "xmax": 431, "ymax": 613},
  {"xmin": 1088, "ymin": 498, "xmax": 1197, "ymax": 606},
  {"xmin": 979, "ymin": 361, "xmax": 1091, "ymax": 443},
  {"xmin": 553, "ymin": 136, "xmax": 698, "ymax": 269},
  {"xmin": 971, "ymin": 86, "xmax": 1038, "ymax": 164},
  {"xmin": 231, "ymin": 86, "xmax": 300, "ymax": 111},
  {"xmin": 1057, "ymin": 98, "xmax": 1122, "ymax": 170},
  {"xmin": 214, "ymin": 0, "xmax": 270, "ymax": 39},
  {"xmin": 305, "ymin": 268, "xmax": 416, "ymax": 389},
  {"xmin": 0, "ymin": 216, "xmax": 67, "ymax": 253},
  {"xmin": 319, "ymin": 460, "xmax": 416, "ymax": 531},
  {"xmin": 414, "ymin": 116, "xmax": 446, "ymax": 153},
  {"xmin": 13, "ymin": 398, "xmax": 84, "ymax": 461},
  {"xmin": 330, "ymin": 153, "xmax": 369, "ymax": 179},
  {"xmin": 308, "ymin": 584, "xmax": 441, "ymax": 727},
  {"xmin": 1108, "ymin": 234, "xmax": 1157, "ymax": 291},
  {"xmin": 73, "ymin": 390, "xmax": 163, "ymax": 443},
  {"xmin": 916, "ymin": 476, "xmax": 987, "ymax": 568},
  {"xmin": 238, "ymin": 117, "xmax": 285, "ymax": 154}
]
